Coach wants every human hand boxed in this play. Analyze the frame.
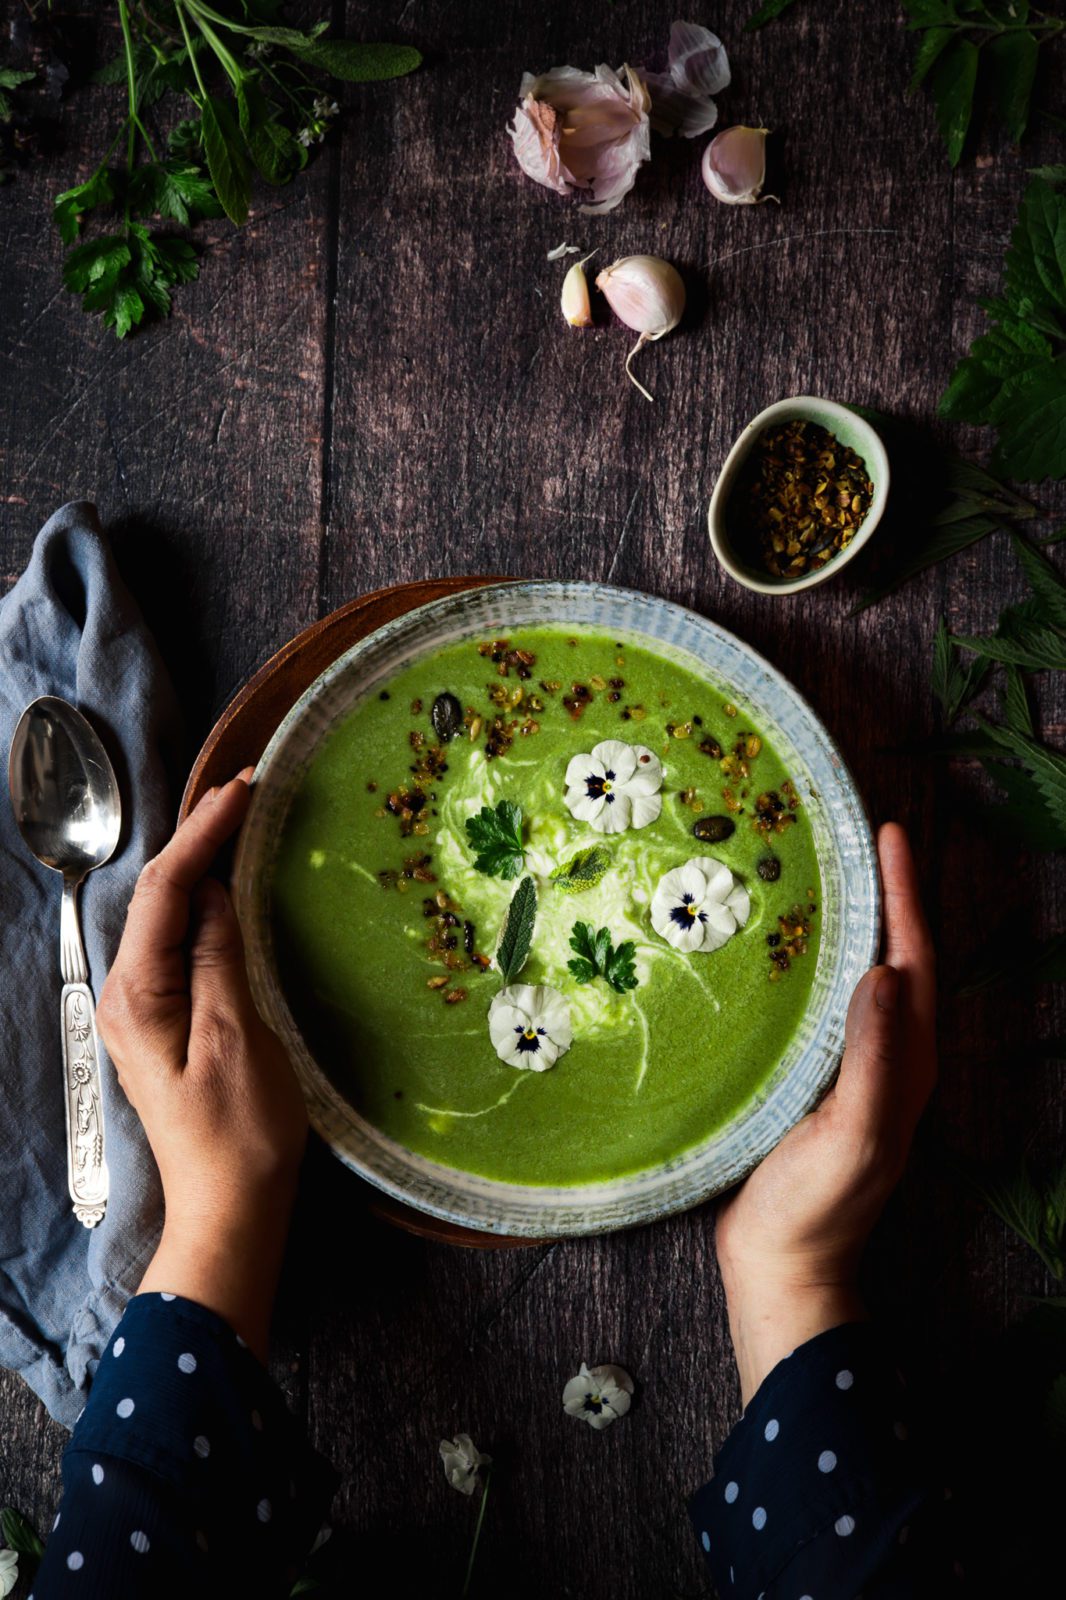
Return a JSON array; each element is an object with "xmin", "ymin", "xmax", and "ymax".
[
  {"xmin": 98, "ymin": 773, "xmax": 307, "ymax": 1358},
  {"xmin": 714, "ymin": 822, "xmax": 936, "ymax": 1404}
]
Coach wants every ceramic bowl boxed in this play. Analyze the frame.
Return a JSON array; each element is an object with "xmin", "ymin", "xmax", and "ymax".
[
  {"xmin": 233, "ymin": 581, "xmax": 879, "ymax": 1238},
  {"xmin": 708, "ymin": 397, "xmax": 890, "ymax": 596}
]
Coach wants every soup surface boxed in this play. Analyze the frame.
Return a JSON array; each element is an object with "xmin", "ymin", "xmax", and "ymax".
[{"xmin": 270, "ymin": 628, "xmax": 822, "ymax": 1186}]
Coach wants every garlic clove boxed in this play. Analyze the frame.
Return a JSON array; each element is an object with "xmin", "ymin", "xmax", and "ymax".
[
  {"xmin": 594, "ymin": 255, "xmax": 685, "ymax": 401},
  {"xmin": 560, "ymin": 251, "xmax": 597, "ymax": 327},
  {"xmin": 701, "ymin": 125, "xmax": 774, "ymax": 206}
]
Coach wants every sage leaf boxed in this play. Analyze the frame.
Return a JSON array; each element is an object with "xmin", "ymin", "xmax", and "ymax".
[
  {"xmin": 0, "ymin": 1505, "xmax": 44, "ymax": 1568},
  {"xmin": 201, "ymin": 95, "xmax": 250, "ymax": 226},
  {"xmin": 551, "ymin": 846, "xmax": 611, "ymax": 893},
  {"xmin": 496, "ymin": 877, "xmax": 537, "ymax": 984},
  {"xmin": 293, "ymin": 41, "xmax": 423, "ymax": 81}
]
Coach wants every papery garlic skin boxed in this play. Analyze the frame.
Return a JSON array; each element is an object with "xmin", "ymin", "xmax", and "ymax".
[
  {"xmin": 509, "ymin": 63, "xmax": 651, "ymax": 215},
  {"xmin": 560, "ymin": 254, "xmax": 595, "ymax": 327},
  {"xmin": 595, "ymin": 256, "xmax": 686, "ymax": 402},
  {"xmin": 643, "ymin": 21, "xmax": 731, "ymax": 139},
  {"xmin": 702, "ymin": 125, "xmax": 773, "ymax": 205}
]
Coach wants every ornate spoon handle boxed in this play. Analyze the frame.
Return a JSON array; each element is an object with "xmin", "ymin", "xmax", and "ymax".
[{"xmin": 60, "ymin": 878, "xmax": 108, "ymax": 1228}]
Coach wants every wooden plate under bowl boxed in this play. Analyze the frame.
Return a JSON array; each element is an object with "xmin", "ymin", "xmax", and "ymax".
[{"xmin": 180, "ymin": 577, "xmax": 541, "ymax": 1251}]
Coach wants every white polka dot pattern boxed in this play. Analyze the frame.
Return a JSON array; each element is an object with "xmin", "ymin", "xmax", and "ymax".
[
  {"xmin": 160, "ymin": 1292, "xmax": 175, "ymax": 1302},
  {"xmin": 701, "ymin": 1530, "xmax": 710, "ymax": 1552},
  {"xmin": 130, "ymin": 1531, "xmax": 150, "ymax": 1554},
  {"xmin": 91, "ymin": 1464, "xmax": 104, "ymax": 1486},
  {"xmin": 193, "ymin": 1435, "xmax": 210, "ymax": 1458},
  {"xmin": 835, "ymin": 1514, "xmax": 856, "ymax": 1537},
  {"xmin": 257, "ymin": 1498, "xmax": 272, "ymax": 1523},
  {"xmin": 66, "ymin": 1552, "xmax": 83, "ymax": 1571},
  {"xmin": 818, "ymin": 1449, "xmax": 837, "ymax": 1473},
  {"xmin": 835, "ymin": 1369, "xmax": 854, "ymax": 1390},
  {"xmin": 116, "ymin": 1397, "xmax": 135, "ymax": 1419},
  {"xmin": 177, "ymin": 1352, "xmax": 197, "ymax": 1375},
  {"xmin": 752, "ymin": 1506, "xmax": 767, "ymax": 1531},
  {"xmin": 763, "ymin": 1418, "xmax": 779, "ymax": 1441},
  {"xmin": 112, "ymin": 1337, "xmax": 125, "ymax": 1358},
  {"xmin": 723, "ymin": 1480, "xmax": 739, "ymax": 1504}
]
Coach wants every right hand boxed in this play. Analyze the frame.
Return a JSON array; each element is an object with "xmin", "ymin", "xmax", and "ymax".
[
  {"xmin": 98, "ymin": 773, "xmax": 307, "ymax": 1355},
  {"xmin": 714, "ymin": 822, "xmax": 937, "ymax": 1403}
]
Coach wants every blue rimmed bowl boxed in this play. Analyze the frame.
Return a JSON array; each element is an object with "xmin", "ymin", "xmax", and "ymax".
[{"xmin": 233, "ymin": 581, "xmax": 879, "ymax": 1238}]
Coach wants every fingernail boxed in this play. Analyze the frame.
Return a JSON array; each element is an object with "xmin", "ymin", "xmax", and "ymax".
[
  {"xmin": 238, "ymin": 765, "xmax": 256, "ymax": 784},
  {"xmin": 875, "ymin": 968, "xmax": 899, "ymax": 1012},
  {"xmin": 199, "ymin": 879, "xmax": 227, "ymax": 918}
]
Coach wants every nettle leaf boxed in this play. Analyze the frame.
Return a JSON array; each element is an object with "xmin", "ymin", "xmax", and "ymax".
[
  {"xmin": 292, "ymin": 40, "xmax": 422, "ymax": 82},
  {"xmin": 986, "ymin": 28, "xmax": 1039, "ymax": 146},
  {"xmin": 496, "ymin": 877, "xmax": 537, "ymax": 984},
  {"xmin": 1002, "ymin": 664, "xmax": 1035, "ymax": 737},
  {"xmin": 991, "ymin": 360, "xmax": 1066, "ymax": 484},
  {"xmin": 929, "ymin": 36, "xmax": 978, "ymax": 168},
  {"xmin": 201, "ymin": 94, "xmax": 250, "ymax": 226},
  {"xmin": 977, "ymin": 715, "xmax": 1066, "ymax": 835},
  {"xmin": 852, "ymin": 513, "xmax": 1001, "ymax": 612},
  {"xmin": 932, "ymin": 617, "xmax": 989, "ymax": 723},
  {"xmin": 1008, "ymin": 175, "xmax": 1066, "ymax": 318},
  {"xmin": 908, "ymin": 26, "xmax": 955, "ymax": 94},
  {"xmin": 902, "ymin": 1, "xmax": 958, "ymax": 26},
  {"xmin": 1012, "ymin": 532, "xmax": 1066, "ymax": 630}
]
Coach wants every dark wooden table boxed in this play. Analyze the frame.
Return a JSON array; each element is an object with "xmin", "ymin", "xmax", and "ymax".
[{"xmin": 2, "ymin": 3, "xmax": 1064, "ymax": 1595}]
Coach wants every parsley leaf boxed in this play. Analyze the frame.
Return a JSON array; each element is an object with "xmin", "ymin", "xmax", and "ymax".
[
  {"xmin": 550, "ymin": 846, "xmax": 612, "ymax": 894},
  {"xmin": 568, "ymin": 923, "xmax": 639, "ymax": 995},
  {"xmin": 465, "ymin": 800, "xmax": 524, "ymax": 879},
  {"xmin": 496, "ymin": 877, "xmax": 537, "ymax": 984}
]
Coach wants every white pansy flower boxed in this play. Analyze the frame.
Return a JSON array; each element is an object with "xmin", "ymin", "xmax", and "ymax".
[
  {"xmin": 0, "ymin": 1550, "xmax": 17, "ymax": 1599},
  {"xmin": 439, "ymin": 1433, "xmax": 492, "ymax": 1495},
  {"xmin": 650, "ymin": 855, "xmax": 750, "ymax": 953},
  {"xmin": 563, "ymin": 1362, "xmax": 634, "ymax": 1430},
  {"xmin": 488, "ymin": 984, "xmax": 572, "ymax": 1071},
  {"xmin": 564, "ymin": 739, "xmax": 663, "ymax": 834}
]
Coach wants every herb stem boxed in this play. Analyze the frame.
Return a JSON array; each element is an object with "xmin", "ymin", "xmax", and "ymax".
[
  {"xmin": 174, "ymin": 1, "xmax": 210, "ymax": 102},
  {"xmin": 117, "ymin": 0, "xmax": 139, "ymax": 198},
  {"xmin": 461, "ymin": 1466, "xmax": 491, "ymax": 1599},
  {"xmin": 184, "ymin": 6, "xmax": 244, "ymax": 88}
]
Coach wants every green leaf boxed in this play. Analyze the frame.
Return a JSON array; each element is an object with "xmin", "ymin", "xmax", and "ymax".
[
  {"xmin": 53, "ymin": 170, "xmax": 115, "ymax": 245},
  {"xmin": 496, "ymin": 877, "xmax": 537, "ymax": 983},
  {"xmin": 1, "ymin": 1505, "xmax": 44, "ymax": 1566},
  {"xmin": 986, "ymin": 28, "xmax": 1039, "ymax": 145},
  {"xmin": 201, "ymin": 94, "xmax": 250, "ymax": 226},
  {"xmin": 982, "ymin": 759, "xmax": 1066, "ymax": 850},
  {"xmin": 550, "ymin": 847, "xmax": 612, "ymax": 894},
  {"xmin": 976, "ymin": 716, "xmax": 1066, "ymax": 834},
  {"xmin": 932, "ymin": 617, "xmax": 990, "ymax": 722},
  {"xmin": 852, "ymin": 514, "xmax": 1001, "ymax": 612},
  {"xmin": 991, "ymin": 360, "xmax": 1066, "ymax": 484},
  {"xmin": 465, "ymin": 800, "xmax": 524, "ymax": 879},
  {"xmin": 1002, "ymin": 664, "xmax": 1035, "ymax": 737},
  {"xmin": 238, "ymin": 80, "xmax": 304, "ymax": 184},
  {"xmin": 975, "ymin": 1163, "xmax": 1062, "ymax": 1275},
  {"xmin": 62, "ymin": 236, "xmax": 131, "ymax": 293},
  {"xmin": 929, "ymin": 36, "xmax": 978, "ymax": 167},
  {"xmin": 1012, "ymin": 532, "xmax": 1066, "ymax": 630},
  {"xmin": 290, "ymin": 40, "xmax": 422, "ymax": 82},
  {"xmin": 908, "ymin": 26, "xmax": 955, "ymax": 94},
  {"xmin": 168, "ymin": 118, "xmax": 204, "ymax": 160},
  {"xmin": 567, "ymin": 923, "xmax": 639, "ymax": 995},
  {"xmin": 745, "ymin": 0, "xmax": 799, "ymax": 28},
  {"xmin": 902, "ymin": 1, "xmax": 958, "ymax": 25},
  {"xmin": 954, "ymin": 625, "xmax": 1066, "ymax": 672}
]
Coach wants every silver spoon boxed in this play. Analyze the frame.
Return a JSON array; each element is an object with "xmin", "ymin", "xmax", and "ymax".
[{"xmin": 8, "ymin": 697, "xmax": 121, "ymax": 1228}]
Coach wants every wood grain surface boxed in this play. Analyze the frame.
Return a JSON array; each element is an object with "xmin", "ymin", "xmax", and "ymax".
[{"xmin": 2, "ymin": 2, "xmax": 1065, "ymax": 1595}]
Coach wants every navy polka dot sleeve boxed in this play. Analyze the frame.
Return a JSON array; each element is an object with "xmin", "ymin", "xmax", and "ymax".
[
  {"xmin": 689, "ymin": 1322, "xmax": 962, "ymax": 1597},
  {"xmin": 32, "ymin": 1292, "xmax": 337, "ymax": 1598}
]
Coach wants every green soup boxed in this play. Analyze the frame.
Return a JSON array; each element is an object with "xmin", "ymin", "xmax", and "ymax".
[{"xmin": 270, "ymin": 629, "xmax": 821, "ymax": 1187}]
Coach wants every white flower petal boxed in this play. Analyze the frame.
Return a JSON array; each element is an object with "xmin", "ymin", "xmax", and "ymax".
[
  {"xmin": 488, "ymin": 1002, "xmax": 526, "ymax": 1053},
  {"xmin": 689, "ymin": 856, "xmax": 734, "ymax": 902},
  {"xmin": 725, "ymin": 883, "xmax": 751, "ymax": 926},
  {"xmin": 594, "ymin": 793, "xmax": 632, "ymax": 833},
  {"xmin": 489, "ymin": 985, "xmax": 571, "ymax": 1072},
  {"xmin": 699, "ymin": 902, "xmax": 736, "ymax": 952},
  {"xmin": 565, "ymin": 753, "xmax": 605, "ymax": 788},
  {"xmin": 591, "ymin": 739, "xmax": 638, "ymax": 784},
  {"xmin": 565, "ymin": 786, "xmax": 605, "ymax": 824},
  {"xmin": 627, "ymin": 792, "xmax": 662, "ymax": 830},
  {"xmin": 619, "ymin": 745, "xmax": 663, "ymax": 795},
  {"xmin": 676, "ymin": 862, "xmax": 710, "ymax": 900}
]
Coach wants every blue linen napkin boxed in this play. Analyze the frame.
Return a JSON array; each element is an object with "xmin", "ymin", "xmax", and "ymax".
[{"xmin": 0, "ymin": 501, "xmax": 181, "ymax": 1427}]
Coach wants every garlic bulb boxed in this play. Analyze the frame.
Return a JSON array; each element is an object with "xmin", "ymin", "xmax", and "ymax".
[
  {"xmin": 560, "ymin": 252, "xmax": 596, "ymax": 327},
  {"xmin": 701, "ymin": 125, "xmax": 774, "ymax": 205},
  {"xmin": 595, "ymin": 255, "xmax": 685, "ymax": 402}
]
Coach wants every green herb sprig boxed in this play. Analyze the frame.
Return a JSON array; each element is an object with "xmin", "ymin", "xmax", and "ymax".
[
  {"xmin": 54, "ymin": 3, "xmax": 421, "ymax": 336},
  {"xmin": 904, "ymin": 1, "xmax": 1064, "ymax": 167},
  {"xmin": 550, "ymin": 846, "xmax": 611, "ymax": 893},
  {"xmin": 567, "ymin": 923, "xmax": 639, "ymax": 995},
  {"xmin": 0, "ymin": 1506, "xmax": 45, "ymax": 1581},
  {"xmin": 496, "ymin": 877, "xmax": 537, "ymax": 983},
  {"xmin": 975, "ymin": 1157, "xmax": 1066, "ymax": 1280},
  {"xmin": 465, "ymin": 799, "xmax": 525, "ymax": 880},
  {"xmin": 940, "ymin": 168, "xmax": 1066, "ymax": 483}
]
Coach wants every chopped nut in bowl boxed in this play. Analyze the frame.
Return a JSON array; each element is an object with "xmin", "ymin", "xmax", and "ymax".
[{"xmin": 708, "ymin": 397, "xmax": 890, "ymax": 596}]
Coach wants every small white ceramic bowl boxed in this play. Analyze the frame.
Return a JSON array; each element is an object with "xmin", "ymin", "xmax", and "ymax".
[{"xmin": 708, "ymin": 397, "xmax": 890, "ymax": 596}]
